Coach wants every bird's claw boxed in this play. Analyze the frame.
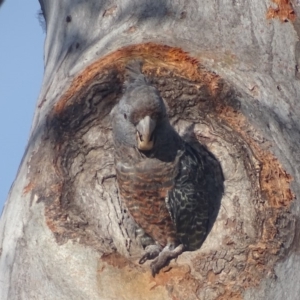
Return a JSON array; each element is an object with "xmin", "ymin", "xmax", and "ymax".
[
  {"xmin": 139, "ymin": 244, "xmax": 162, "ymax": 264},
  {"xmin": 150, "ymin": 244, "xmax": 184, "ymax": 276}
]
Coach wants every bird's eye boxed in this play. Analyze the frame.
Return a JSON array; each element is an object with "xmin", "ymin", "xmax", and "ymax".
[{"xmin": 124, "ymin": 113, "xmax": 127, "ymax": 119}]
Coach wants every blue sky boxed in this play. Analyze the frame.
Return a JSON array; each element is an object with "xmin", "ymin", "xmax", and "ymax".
[{"xmin": 0, "ymin": 1, "xmax": 44, "ymax": 209}]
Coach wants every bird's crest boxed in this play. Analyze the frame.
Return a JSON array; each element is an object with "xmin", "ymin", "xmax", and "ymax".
[{"xmin": 124, "ymin": 59, "xmax": 148, "ymax": 90}]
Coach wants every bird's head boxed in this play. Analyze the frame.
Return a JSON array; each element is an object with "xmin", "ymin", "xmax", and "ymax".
[{"xmin": 112, "ymin": 82, "xmax": 168, "ymax": 152}]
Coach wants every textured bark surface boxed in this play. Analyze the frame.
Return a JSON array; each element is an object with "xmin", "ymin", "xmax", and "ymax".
[{"xmin": 0, "ymin": 1, "xmax": 300, "ymax": 299}]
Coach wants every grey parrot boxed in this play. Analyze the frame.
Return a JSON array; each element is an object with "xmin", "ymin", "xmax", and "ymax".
[{"xmin": 111, "ymin": 60, "xmax": 210, "ymax": 275}]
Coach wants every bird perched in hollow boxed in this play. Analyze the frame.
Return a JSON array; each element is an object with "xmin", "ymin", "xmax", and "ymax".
[{"xmin": 111, "ymin": 60, "xmax": 210, "ymax": 275}]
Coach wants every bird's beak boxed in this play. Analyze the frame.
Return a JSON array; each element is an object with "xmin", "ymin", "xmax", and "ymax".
[{"xmin": 136, "ymin": 116, "xmax": 156, "ymax": 151}]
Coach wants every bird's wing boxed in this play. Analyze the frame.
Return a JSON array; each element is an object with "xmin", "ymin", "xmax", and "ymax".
[{"xmin": 167, "ymin": 141, "xmax": 210, "ymax": 250}]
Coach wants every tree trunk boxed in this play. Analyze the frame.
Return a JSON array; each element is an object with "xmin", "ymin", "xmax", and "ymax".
[{"xmin": 1, "ymin": 0, "xmax": 299, "ymax": 299}]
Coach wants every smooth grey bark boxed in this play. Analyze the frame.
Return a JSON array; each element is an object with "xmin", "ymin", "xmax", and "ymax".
[{"xmin": 1, "ymin": 0, "xmax": 300, "ymax": 299}]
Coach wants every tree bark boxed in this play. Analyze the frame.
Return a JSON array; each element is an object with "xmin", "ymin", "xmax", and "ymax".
[{"xmin": 1, "ymin": 0, "xmax": 300, "ymax": 299}]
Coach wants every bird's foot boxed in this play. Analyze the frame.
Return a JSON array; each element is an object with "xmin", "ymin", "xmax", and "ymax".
[
  {"xmin": 150, "ymin": 244, "xmax": 184, "ymax": 276},
  {"xmin": 139, "ymin": 243, "xmax": 185, "ymax": 276},
  {"xmin": 139, "ymin": 244, "xmax": 162, "ymax": 264}
]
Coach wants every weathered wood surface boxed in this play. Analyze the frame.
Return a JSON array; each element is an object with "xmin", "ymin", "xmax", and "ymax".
[{"xmin": 0, "ymin": 1, "xmax": 300, "ymax": 299}]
